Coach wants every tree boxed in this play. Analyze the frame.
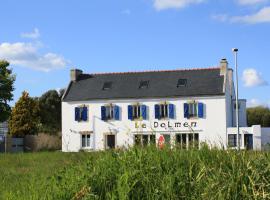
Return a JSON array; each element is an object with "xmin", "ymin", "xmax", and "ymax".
[
  {"xmin": 0, "ymin": 60, "xmax": 16, "ymax": 122},
  {"xmin": 9, "ymin": 91, "xmax": 39, "ymax": 137},
  {"xmin": 247, "ymin": 106, "xmax": 270, "ymax": 127},
  {"xmin": 38, "ymin": 90, "xmax": 62, "ymax": 134}
]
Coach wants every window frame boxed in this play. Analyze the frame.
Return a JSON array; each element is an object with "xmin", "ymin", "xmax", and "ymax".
[
  {"xmin": 158, "ymin": 103, "xmax": 169, "ymax": 119},
  {"xmin": 75, "ymin": 105, "xmax": 88, "ymax": 122},
  {"xmin": 81, "ymin": 133, "xmax": 91, "ymax": 148},
  {"xmin": 188, "ymin": 102, "xmax": 198, "ymax": 118}
]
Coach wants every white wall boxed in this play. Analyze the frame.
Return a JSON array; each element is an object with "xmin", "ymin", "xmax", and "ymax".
[
  {"xmin": 62, "ymin": 96, "xmax": 228, "ymax": 152},
  {"xmin": 261, "ymin": 128, "xmax": 270, "ymax": 150}
]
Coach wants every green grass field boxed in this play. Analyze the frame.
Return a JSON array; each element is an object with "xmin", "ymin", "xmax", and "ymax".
[{"xmin": 1, "ymin": 147, "xmax": 270, "ymax": 200}]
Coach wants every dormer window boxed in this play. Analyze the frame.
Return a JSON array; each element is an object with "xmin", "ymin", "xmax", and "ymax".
[
  {"xmin": 139, "ymin": 80, "xmax": 149, "ymax": 89},
  {"xmin": 102, "ymin": 82, "xmax": 112, "ymax": 90},
  {"xmin": 177, "ymin": 79, "xmax": 187, "ymax": 87}
]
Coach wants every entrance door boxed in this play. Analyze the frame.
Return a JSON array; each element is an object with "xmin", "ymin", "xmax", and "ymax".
[
  {"xmin": 244, "ymin": 134, "xmax": 253, "ymax": 150},
  {"xmin": 106, "ymin": 135, "xmax": 115, "ymax": 149}
]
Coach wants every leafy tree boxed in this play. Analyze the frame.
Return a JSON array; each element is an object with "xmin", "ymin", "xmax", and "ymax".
[
  {"xmin": 9, "ymin": 91, "xmax": 39, "ymax": 137},
  {"xmin": 262, "ymin": 113, "xmax": 270, "ymax": 127},
  {"xmin": 38, "ymin": 90, "xmax": 62, "ymax": 134},
  {"xmin": 0, "ymin": 60, "xmax": 16, "ymax": 122},
  {"xmin": 247, "ymin": 106, "xmax": 270, "ymax": 127}
]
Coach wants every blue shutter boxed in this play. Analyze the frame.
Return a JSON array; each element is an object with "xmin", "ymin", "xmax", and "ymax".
[
  {"xmin": 101, "ymin": 106, "xmax": 106, "ymax": 120},
  {"xmin": 128, "ymin": 105, "xmax": 133, "ymax": 120},
  {"xmin": 169, "ymin": 104, "xmax": 175, "ymax": 119},
  {"xmin": 75, "ymin": 107, "xmax": 80, "ymax": 121},
  {"xmin": 155, "ymin": 104, "xmax": 160, "ymax": 119},
  {"xmin": 198, "ymin": 103, "xmax": 204, "ymax": 118},
  {"xmin": 82, "ymin": 106, "xmax": 88, "ymax": 121},
  {"xmin": 141, "ymin": 105, "xmax": 147, "ymax": 120},
  {"xmin": 184, "ymin": 103, "xmax": 189, "ymax": 118},
  {"xmin": 114, "ymin": 105, "xmax": 120, "ymax": 120}
]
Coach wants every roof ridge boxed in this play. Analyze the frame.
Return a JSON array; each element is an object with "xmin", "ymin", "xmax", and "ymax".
[{"xmin": 92, "ymin": 66, "xmax": 220, "ymax": 75}]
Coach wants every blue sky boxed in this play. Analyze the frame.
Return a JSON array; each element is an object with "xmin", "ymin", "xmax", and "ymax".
[{"xmin": 0, "ymin": 0, "xmax": 270, "ymax": 107}]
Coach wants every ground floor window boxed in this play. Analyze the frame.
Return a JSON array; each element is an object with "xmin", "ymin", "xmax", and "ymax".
[
  {"xmin": 81, "ymin": 134, "xmax": 91, "ymax": 148},
  {"xmin": 228, "ymin": 134, "xmax": 242, "ymax": 148},
  {"xmin": 134, "ymin": 134, "xmax": 156, "ymax": 146},
  {"xmin": 105, "ymin": 134, "xmax": 116, "ymax": 149},
  {"xmin": 176, "ymin": 133, "xmax": 199, "ymax": 149}
]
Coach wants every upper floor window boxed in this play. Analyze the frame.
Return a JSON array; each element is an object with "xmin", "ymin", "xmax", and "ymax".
[
  {"xmin": 75, "ymin": 106, "xmax": 88, "ymax": 122},
  {"xmin": 128, "ymin": 104, "xmax": 147, "ymax": 120},
  {"xmin": 139, "ymin": 80, "xmax": 149, "ymax": 89},
  {"xmin": 177, "ymin": 79, "xmax": 187, "ymax": 87},
  {"xmin": 102, "ymin": 82, "xmax": 112, "ymax": 90},
  {"xmin": 101, "ymin": 104, "xmax": 120, "ymax": 121},
  {"xmin": 155, "ymin": 103, "xmax": 175, "ymax": 119},
  {"xmin": 184, "ymin": 102, "xmax": 204, "ymax": 118}
]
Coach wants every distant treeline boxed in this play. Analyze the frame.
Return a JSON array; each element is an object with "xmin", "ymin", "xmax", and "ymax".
[{"xmin": 247, "ymin": 106, "xmax": 270, "ymax": 127}]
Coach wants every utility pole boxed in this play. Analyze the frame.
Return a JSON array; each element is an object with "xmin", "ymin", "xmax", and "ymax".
[{"xmin": 232, "ymin": 48, "xmax": 240, "ymax": 150}]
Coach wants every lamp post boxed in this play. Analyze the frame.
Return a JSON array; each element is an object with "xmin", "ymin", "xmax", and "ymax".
[{"xmin": 232, "ymin": 48, "xmax": 240, "ymax": 150}]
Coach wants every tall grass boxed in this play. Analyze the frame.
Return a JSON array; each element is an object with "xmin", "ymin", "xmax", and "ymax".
[{"xmin": 1, "ymin": 147, "xmax": 270, "ymax": 199}]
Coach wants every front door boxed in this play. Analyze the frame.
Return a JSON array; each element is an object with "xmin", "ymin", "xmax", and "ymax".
[
  {"xmin": 244, "ymin": 134, "xmax": 253, "ymax": 150},
  {"xmin": 106, "ymin": 135, "xmax": 115, "ymax": 149}
]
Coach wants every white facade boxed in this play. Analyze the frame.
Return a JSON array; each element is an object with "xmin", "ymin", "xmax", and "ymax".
[{"xmin": 62, "ymin": 60, "xmax": 270, "ymax": 152}]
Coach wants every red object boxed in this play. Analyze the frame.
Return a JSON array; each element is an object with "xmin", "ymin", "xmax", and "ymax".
[{"xmin": 158, "ymin": 135, "xmax": 165, "ymax": 149}]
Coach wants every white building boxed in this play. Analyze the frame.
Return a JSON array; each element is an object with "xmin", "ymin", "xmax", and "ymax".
[{"xmin": 62, "ymin": 59, "xmax": 270, "ymax": 152}]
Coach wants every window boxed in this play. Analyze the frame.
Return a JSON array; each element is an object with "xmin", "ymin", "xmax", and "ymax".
[
  {"xmin": 75, "ymin": 106, "xmax": 88, "ymax": 122},
  {"xmin": 177, "ymin": 79, "xmax": 187, "ymax": 87},
  {"xmin": 176, "ymin": 133, "xmax": 199, "ymax": 149},
  {"xmin": 101, "ymin": 105, "xmax": 119, "ymax": 121},
  {"xmin": 128, "ymin": 104, "xmax": 147, "ymax": 120},
  {"xmin": 184, "ymin": 102, "xmax": 204, "ymax": 119},
  {"xmin": 82, "ymin": 134, "xmax": 91, "ymax": 148},
  {"xmin": 139, "ymin": 80, "xmax": 149, "ymax": 89},
  {"xmin": 155, "ymin": 103, "xmax": 175, "ymax": 119},
  {"xmin": 134, "ymin": 134, "xmax": 156, "ymax": 146},
  {"xmin": 228, "ymin": 134, "xmax": 242, "ymax": 147},
  {"xmin": 133, "ymin": 105, "xmax": 141, "ymax": 119},
  {"xmin": 102, "ymin": 82, "xmax": 112, "ymax": 90},
  {"xmin": 189, "ymin": 103, "xmax": 198, "ymax": 118}
]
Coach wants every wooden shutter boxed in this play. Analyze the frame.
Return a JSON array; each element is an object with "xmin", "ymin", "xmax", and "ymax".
[
  {"xmin": 128, "ymin": 105, "xmax": 133, "ymax": 120},
  {"xmin": 184, "ymin": 103, "xmax": 189, "ymax": 118},
  {"xmin": 101, "ymin": 106, "xmax": 106, "ymax": 120},
  {"xmin": 198, "ymin": 103, "xmax": 204, "ymax": 118},
  {"xmin": 114, "ymin": 105, "xmax": 120, "ymax": 120},
  {"xmin": 75, "ymin": 107, "xmax": 80, "ymax": 121},
  {"xmin": 155, "ymin": 104, "xmax": 160, "ymax": 119},
  {"xmin": 141, "ymin": 105, "xmax": 147, "ymax": 120},
  {"xmin": 169, "ymin": 104, "xmax": 175, "ymax": 119},
  {"xmin": 82, "ymin": 106, "xmax": 88, "ymax": 121}
]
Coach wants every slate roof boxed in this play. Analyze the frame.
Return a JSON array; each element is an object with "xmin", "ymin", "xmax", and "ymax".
[{"xmin": 63, "ymin": 67, "xmax": 225, "ymax": 102}]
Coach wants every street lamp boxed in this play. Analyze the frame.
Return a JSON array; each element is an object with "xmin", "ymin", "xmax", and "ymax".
[{"xmin": 232, "ymin": 48, "xmax": 240, "ymax": 151}]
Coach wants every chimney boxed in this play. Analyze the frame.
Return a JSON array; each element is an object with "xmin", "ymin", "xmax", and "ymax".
[
  {"xmin": 70, "ymin": 69, "xmax": 83, "ymax": 82},
  {"xmin": 220, "ymin": 58, "xmax": 228, "ymax": 76}
]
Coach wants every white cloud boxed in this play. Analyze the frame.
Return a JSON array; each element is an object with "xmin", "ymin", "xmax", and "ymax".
[
  {"xmin": 242, "ymin": 68, "xmax": 268, "ymax": 87},
  {"xmin": 237, "ymin": 0, "xmax": 268, "ymax": 5},
  {"xmin": 247, "ymin": 98, "xmax": 264, "ymax": 107},
  {"xmin": 211, "ymin": 14, "xmax": 229, "ymax": 22},
  {"xmin": 21, "ymin": 28, "xmax": 40, "ymax": 39},
  {"xmin": 231, "ymin": 6, "xmax": 270, "ymax": 24},
  {"xmin": 153, "ymin": 0, "xmax": 205, "ymax": 10},
  {"xmin": 247, "ymin": 98, "xmax": 270, "ymax": 107},
  {"xmin": 0, "ymin": 42, "xmax": 68, "ymax": 72}
]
